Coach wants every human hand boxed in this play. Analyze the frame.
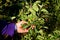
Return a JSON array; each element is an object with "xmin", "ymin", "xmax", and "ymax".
[
  {"xmin": 16, "ymin": 20, "xmax": 36, "ymax": 33},
  {"xmin": 16, "ymin": 20, "xmax": 29, "ymax": 33}
]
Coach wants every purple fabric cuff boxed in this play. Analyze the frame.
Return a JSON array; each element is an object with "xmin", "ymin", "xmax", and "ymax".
[{"xmin": 1, "ymin": 23, "xmax": 15, "ymax": 37}]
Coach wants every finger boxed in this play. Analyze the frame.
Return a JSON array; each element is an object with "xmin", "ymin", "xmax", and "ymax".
[
  {"xmin": 22, "ymin": 21, "xmax": 28, "ymax": 23},
  {"xmin": 21, "ymin": 21, "xmax": 28, "ymax": 24},
  {"xmin": 24, "ymin": 29, "xmax": 28, "ymax": 32}
]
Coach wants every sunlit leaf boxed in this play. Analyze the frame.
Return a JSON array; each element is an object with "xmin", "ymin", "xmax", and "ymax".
[
  {"xmin": 28, "ymin": 8, "xmax": 35, "ymax": 13},
  {"xmin": 33, "ymin": 4, "xmax": 39, "ymax": 11},
  {"xmin": 41, "ymin": 9, "xmax": 48, "ymax": 14}
]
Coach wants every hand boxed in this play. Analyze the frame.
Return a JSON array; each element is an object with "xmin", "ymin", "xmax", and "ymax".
[
  {"xmin": 16, "ymin": 20, "xmax": 29, "ymax": 33},
  {"xmin": 16, "ymin": 20, "xmax": 36, "ymax": 33}
]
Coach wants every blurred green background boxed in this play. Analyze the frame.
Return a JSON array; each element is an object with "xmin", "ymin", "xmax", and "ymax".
[{"xmin": 0, "ymin": 0, "xmax": 60, "ymax": 40}]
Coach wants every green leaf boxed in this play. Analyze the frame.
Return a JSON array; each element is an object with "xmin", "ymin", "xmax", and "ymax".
[
  {"xmin": 33, "ymin": 4, "xmax": 39, "ymax": 11},
  {"xmin": 41, "ymin": 9, "xmax": 48, "ymax": 14},
  {"xmin": 28, "ymin": 8, "xmax": 35, "ymax": 13},
  {"xmin": 57, "ymin": 14, "xmax": 60, "ymax": 23},
  {"xmin": 32, "ymin": 1, "xmax": 41, "ymax": 11},
  {"xmin": 38, "ymin": 18, "xmax": 45, "ymax": 24},
  {"xmin": 22, "ymin": 24, "xmax": 28, "ymax": 29},
  {"xmin": 34, "ymin": 1, "xmax": 41, "ymax": 4},
  {"xmin": 39, "ymin": 29, "xmax": 44, "ymax": 36},
  {"xmin": 25, "ymin": 6, "xmax": 29, "ymax": 9}
]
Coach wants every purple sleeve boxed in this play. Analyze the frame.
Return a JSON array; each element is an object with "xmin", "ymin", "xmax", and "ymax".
[
  {"xmin": 1, "ymin": 23, "xmax": 15, "ymax": 37},
  {"xmin": 15, "ymin": 25, "xmax": 17, "ymax": 30}
]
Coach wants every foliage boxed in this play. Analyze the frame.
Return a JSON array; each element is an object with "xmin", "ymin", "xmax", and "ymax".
[{"xmin": 0, "ymin": 0, "xmax": 60, "ymax": 40}]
